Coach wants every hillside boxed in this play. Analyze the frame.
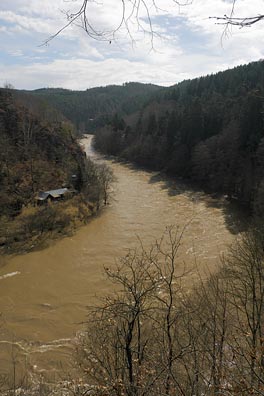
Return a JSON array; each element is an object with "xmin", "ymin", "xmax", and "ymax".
[
  {"xmin": 27, "ymin": 82, "xmax": 163, "ymax": 133},
  {"xmin": 0, "ymin": 89, "xmax": 108, "ymax": 253},
  {"xmin": 94, "ymin": 60, "xmax": 264, "ymax": 213},
  {"xmin": 0, "ymin": 89, "xmax": 83, "ymax": 214}
]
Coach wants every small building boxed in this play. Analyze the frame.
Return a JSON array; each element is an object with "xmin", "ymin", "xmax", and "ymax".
[{"xmin": 36, "ymin": 188, "xmax": 71, "ymax": 203}]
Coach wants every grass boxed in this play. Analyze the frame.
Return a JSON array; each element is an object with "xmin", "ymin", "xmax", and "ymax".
[{"xmin": 0, "ymin": 195, "xmax": 96, "ymax": 255}]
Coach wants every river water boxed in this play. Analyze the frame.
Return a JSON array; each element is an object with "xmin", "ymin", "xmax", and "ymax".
[{"xmin": 0, "ymin": 135, "xmax": 238, "ymax": 380}]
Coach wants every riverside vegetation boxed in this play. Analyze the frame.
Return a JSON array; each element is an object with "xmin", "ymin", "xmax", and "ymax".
[
  {"xmin": 76, "ymin": 224, "xmax": 264, "ymax": 396},
  {"xmin": 94, "ymin": 60, "xmax": 264, "ymax": 216},
  {"xmin": 2, "ymin": 225, "xmax": 264, "ymax": 396},
  {"xmin": 0, "ymin": 89, "xmax": 114, "ymax": 254},
  {"xmin": 26, "ymin": 61, "xmax": 264, "ymax": 215}
]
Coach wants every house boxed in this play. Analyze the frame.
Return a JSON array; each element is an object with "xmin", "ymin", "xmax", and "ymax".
[{"xmin": 36, "ymin": 188, "xmax": 71, "ymax": 203}]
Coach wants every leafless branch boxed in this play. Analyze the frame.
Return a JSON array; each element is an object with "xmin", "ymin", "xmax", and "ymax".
[
  {"xmin": 42, "ymin": 0, "xmax": 193, "ymax": 46},
  {"xmin": 210, "ymin": 0, "xmax": 264, "ymax": 34}
]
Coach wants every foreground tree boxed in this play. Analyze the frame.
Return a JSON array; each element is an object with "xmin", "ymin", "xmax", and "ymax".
[
  {"xmin": 76, "ymin": 226, "xmax": 191, "ymax": 396},
  {"xmin": 76, "ymin": 223, "xmax": 264, "ymax": 396},
  {"xmin": 97, "ymin": 163, "xmax": 115, "ymax": 206},
  {"xmin": 80, "ymin": 158, "xmax": 115, "ymax": 211},
  {"xmin": 45, "ymin": 0, "xmax": 193, "ymax": 45},
  {"xmin": 212, "ymin": 0, "xmax": 264, "ymax": 29},
  {"xmin": 46, "ymin": 0, "xmax": 262, "ymax": 46},
  {"xmin": 223, "ymin": 227, "xmax": 264, "ymax": 394},
  {"xmin": 2, "ymin": 223, "xmax": 264, "ymax": 395}
]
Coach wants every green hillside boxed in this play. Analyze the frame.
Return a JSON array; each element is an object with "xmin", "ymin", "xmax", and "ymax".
[
  {"xmin": 94, "ymin": 60, "xmax": 264, "ymax": 213},
  {"xmin": 0, "ymin": 89, "xmax": 107, "ymax": 253},
  {"xmin": 28, "ymin": 82, "xmax": 162, "ymax": 132}
]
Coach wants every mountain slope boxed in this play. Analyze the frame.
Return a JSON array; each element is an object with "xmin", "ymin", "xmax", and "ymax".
[
  {"xmin": 27, "ymin": 82, "xmax": 163, "ymax": 132},
  {"xmin": 94, "ymin": 60, "xmax": 264, "ymax": 212}
]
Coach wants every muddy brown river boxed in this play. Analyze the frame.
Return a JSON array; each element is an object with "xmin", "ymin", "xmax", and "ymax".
[{"xmin": 0, "ymin": 135, "xmax": 239, "ymax": 380}]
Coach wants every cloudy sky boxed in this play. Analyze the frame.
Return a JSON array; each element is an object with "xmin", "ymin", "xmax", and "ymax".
[{"xmin": 0, "ymin": 0, "xmax": 263, "ymax": 90}]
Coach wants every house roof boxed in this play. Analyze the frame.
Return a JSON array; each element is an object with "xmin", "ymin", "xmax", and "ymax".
[
  {"xmin": 37, "ymin": 188, "xmax": 69, "ymax": 200},
  {"xmin": 37, "ymin": 192, "xmax": 50, "ymax": 201}
]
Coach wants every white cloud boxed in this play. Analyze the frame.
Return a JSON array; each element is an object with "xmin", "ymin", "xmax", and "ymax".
[
  {"xmin": 7, "ymin": 49, "xmax": 24, "ymax": 57},
  {"xmin": 0, "ymin": 58, "xmax": 179, "ymax": 89},
  {"xmin": 0, "ymin": 0, "xmax": 263, "ymax": 89}
]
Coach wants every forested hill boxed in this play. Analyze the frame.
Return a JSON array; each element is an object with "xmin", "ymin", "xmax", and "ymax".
[
  {"xmin": 0, "ymin": 88, "xmax": 83, "ymax": 217},
  {"xmin": 27, "ymin": 82, "xmax": 162, "ymax": 133},
  {"xmin": 94, "ymin": 60, "xmax": 264, "ymax": 213}
]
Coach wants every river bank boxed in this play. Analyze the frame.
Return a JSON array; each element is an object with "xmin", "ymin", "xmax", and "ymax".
[
  {"xmin": 0, "ymin": 135, "xmax": 236, "ymax": 385},
  {"xmin": 0, "ymin": 136, "xmax": 112, "ymax": 256},
  {"xmin": 0, "ymin": 196, "xmax": 96, "ymax": 256}
]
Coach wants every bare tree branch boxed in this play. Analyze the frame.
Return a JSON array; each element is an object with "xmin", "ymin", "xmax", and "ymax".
[
  {"xmin": 211, "ymin": 0, "xmax": 264, "ymax": 30},
  {"xmin": 212, "ymin": 14, "xmax": 264, "ymax": 28},
  {"xmin": 42, "ymin": 0, "xmax": 264, "ymax": 47},
  {"xmin": 42, "ymin": 0, "xmax": 193, "ymax": 46}
]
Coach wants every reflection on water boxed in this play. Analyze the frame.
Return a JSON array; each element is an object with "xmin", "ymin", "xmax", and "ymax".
[{"xmin": 0, "ymin": 135, "xmax": 236, "ymax": 377}]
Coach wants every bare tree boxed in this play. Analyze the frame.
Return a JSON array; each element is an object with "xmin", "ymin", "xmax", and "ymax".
[
  {"xmin": 43, "ymin": 0, "xmax": 193, "ymax": 46},
  {"xmin": 211, "ymin": 0, "xmax": 264, "ymax": 31},
  {"xmin": 222, "ymin": 227, "xmax": 264, "ymax": 395},
  {"xmin": 3, "ymin": 82, "xmax": 14, "ymax": 90},
  {"xmin": 3, "ymin": 225, "xmax": 264, "ymax": 396},
  {"xmin": 76, "ymin": 226, "xmax": 192, "ymax": 396},
  {"xmin": 149, "ymin": 226, "xmax": 192, "ymax": 396},
  {"xmin": 81, "ymin": 158, "xmax": 115, "ymax": 210},
  {"xmin": 44, "ymin": 0, "xmax": 263, "ymax": 47},
  {"xmin": 76, "ymin": 247, "xmax": 159, "ymax": 396},
  {"xmin": 97, "ymin": 163, "xmax": 115, "ymax": 206}
]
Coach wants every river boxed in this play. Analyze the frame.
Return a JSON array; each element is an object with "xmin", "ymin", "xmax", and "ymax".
[{"xmin": 0, "ymin": 135, "xmax": 239, "ymax": 381}]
